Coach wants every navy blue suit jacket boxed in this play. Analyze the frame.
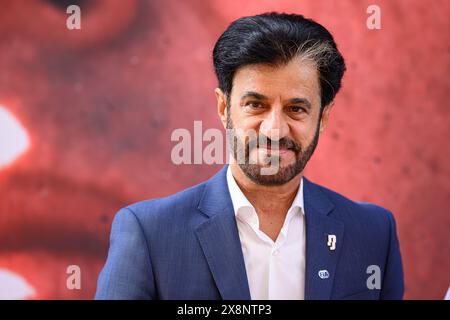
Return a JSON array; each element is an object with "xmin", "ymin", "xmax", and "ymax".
[{"xmin": 95, "ymin": 165, "xmax": 404, "ymax": 300}]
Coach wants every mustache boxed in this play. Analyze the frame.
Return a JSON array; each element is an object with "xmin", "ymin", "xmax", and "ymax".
[{"xmin": 247, "ymin": 134, "xmax": 301, "ymax": 153}]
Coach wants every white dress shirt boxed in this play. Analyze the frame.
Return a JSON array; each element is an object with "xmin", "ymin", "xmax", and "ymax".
[{"xmin": 226, "ymin": 166, "xmax": 306, "ymax": 300}]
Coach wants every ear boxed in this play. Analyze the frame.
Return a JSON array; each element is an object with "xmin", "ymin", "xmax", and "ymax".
[
  {"xmin": 319, "ymin": 101, "xmax": 334, "ymax": 135},
  {"xmin": 215, "ymin": 88, "xmax": 228, "ymax": 129}
]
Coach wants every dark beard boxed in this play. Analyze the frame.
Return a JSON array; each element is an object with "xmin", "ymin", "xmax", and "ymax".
[{"xmin": 226, "ymin": 110, "xmax": 321, "ymax": 186}]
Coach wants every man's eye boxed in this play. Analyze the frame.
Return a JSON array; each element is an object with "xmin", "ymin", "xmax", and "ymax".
[
  {"xmin": 246, "ymin": 102, "xmax": 263, "ymax": 109},
  {"xmin": 290, "ymin": 106, "xmax": 305, "ymax": 113}
]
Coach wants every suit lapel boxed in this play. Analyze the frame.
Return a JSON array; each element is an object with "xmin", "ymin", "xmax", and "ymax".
[
  {"xmin": 195, "ymin": 166, "xmax": 251, "ymax": 300},
  {"xmin": 303, "ymin": 178, "xmax": 344, "ymax": 300}
]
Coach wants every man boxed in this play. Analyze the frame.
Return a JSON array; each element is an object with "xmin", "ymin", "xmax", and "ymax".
[{"xmin": 95, "ymin": 12, "xmax": 404, "ymax": 300}]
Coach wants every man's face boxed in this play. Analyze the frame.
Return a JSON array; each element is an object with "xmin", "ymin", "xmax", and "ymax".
[{"xmin": 218, "ymin": 56, "xmax": 331, "ymax": 185}]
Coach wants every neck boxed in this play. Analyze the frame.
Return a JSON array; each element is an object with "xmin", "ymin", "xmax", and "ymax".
[{"xmin": 229, "ymin": 163, "xmax": 301, "ymax": 212}]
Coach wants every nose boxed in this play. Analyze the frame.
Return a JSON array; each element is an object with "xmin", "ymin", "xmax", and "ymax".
[{"xmin": 259, "ymin": 107, "xmax": 289, "ymax": 141}]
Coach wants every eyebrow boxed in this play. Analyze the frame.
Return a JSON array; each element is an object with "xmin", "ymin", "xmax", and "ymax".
[
  {"xmin": 240, "ymin": 91, "xmax": 269, "ymax": 101},
  {"xmin": 240, "ymin": 91, "xmax": 312, "ymax": 110}
]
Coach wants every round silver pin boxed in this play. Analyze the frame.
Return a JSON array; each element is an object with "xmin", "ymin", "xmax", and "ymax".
[{"xmin": 318, "ymin": 270, "xmax": 330, "ymax": 279}]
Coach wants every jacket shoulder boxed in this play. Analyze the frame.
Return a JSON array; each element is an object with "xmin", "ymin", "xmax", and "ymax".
[
  {"xmin": 122, "ymin": 180, "xmax": 207, "ymax": 222},
  {"xmin": 311, "ymin": 181, "xmax": 395, "ymax": 227}
]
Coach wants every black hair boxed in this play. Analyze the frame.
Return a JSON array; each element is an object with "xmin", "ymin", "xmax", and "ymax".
[{"xmin": 213, "ymin": 12, "xmax": 346, "ymax": 108}]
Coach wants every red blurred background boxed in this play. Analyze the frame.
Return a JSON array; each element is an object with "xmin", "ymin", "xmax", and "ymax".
[{"xmin": 0, "ymin": 0, "xmax": 449, "ymax": 299}]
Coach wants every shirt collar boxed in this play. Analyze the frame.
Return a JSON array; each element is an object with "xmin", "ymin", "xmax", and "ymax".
[{"xmin": 226, "ymin": 166, "xmax": 305, "ymax": 219}]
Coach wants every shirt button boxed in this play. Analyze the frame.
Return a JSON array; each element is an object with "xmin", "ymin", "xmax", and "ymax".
[{"xmin": 272, "ymin": 249, "xmax": 279, "ymax": 256}]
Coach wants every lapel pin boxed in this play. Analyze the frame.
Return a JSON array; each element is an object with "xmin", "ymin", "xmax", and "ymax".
[
  {"xmin": 318, "ymin": 270, "xmax": 330, "ymax": 279},
  {"xmin": 327, "ymin": 234, "xmax": 336, "ymax": 251}
]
